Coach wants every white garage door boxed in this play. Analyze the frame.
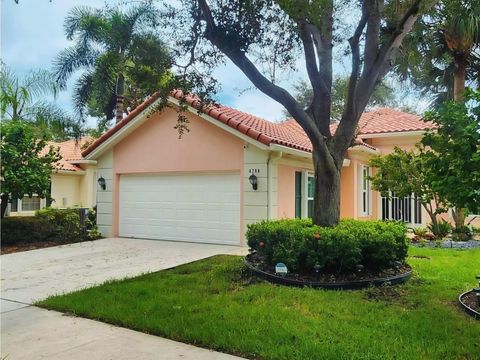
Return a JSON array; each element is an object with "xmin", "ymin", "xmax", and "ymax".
[{"xmin": 119, "ymin": 173, "xmax": 240, "ymax": 245}]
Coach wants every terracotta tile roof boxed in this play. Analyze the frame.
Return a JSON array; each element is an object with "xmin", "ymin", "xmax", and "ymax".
[
  {"xmin": 82, "ymin": 91, "xmax": 434, "ymax": 157},
  {"xmin": 355, "ymin": 108, "xmax": 436, "ymax": 135},
  {"xmin": 44, "ymin": 137, "xmax": 93, "ymax": 172}
]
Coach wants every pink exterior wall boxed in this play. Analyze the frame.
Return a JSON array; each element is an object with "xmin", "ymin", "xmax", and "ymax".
[
  {"xmin": 114, "ymin": 107, "xmax": 244, "ymax": 174},
  {"xmin": 340, "ymin": 163, "xmax": 356, "ymax": 219},
  {"xmin": 277, "ymin": 163, "xmax": 357, "ymax": 220},
  {"xmin": 277, "ymin": 165, "xmax": 302, "ymax": 218},
  {"xmin": 111, "ymin": 107, "xmax": 244, "ymax": 237}
]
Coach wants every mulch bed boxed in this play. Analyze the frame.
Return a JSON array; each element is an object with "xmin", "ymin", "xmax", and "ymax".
[
  {"xmin": 246, "ymin": 252, "xmax": 411, "ymax": 284},
  {"xmin": 1, "ymin": 240, "xmax": 84, "ymax": 254},
  {"xmin": 461, "ymin": 291, "xmax": 480, "ymax": 314}
]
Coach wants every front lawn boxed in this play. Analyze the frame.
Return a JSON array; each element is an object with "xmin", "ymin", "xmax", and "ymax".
[{"xmin": 37, "ymin": 248, "xmax": 480, "ymax": 360}]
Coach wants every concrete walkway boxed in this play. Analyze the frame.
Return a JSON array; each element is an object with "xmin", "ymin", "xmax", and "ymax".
[{"xmin": 1, "ymin": 238, "xmax": 246, "ymax": 359}]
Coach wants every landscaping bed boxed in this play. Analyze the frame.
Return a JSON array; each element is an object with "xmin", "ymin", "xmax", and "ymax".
[
  {"xmin": 245, "ymin": 252, "xmax": 412, "ymax": 289},
  {"xmin": 459, "ymin": 290, "xmax": 480, "ymax": 320},
  {"xmin": 1, "ymin": 240, "xmax": 83, "ymax": 254},
  {"xmin": 38, "ymin": 248, "xmax": 480, "ymax": 360},
  {"xmin": 411, "ymin": 239, "xmax": 480, "ymax": 249}
]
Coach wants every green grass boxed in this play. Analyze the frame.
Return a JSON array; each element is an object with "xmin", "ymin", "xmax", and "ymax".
[{"xmin": 37, "ymin": 247, "xmax": 480, "ymax": 360}]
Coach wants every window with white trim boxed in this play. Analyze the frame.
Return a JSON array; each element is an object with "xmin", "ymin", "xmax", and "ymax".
[
  {"xmin": 294, "ymin": 171, "xmax": 315, "ymax": 219},
  {"xmin": 361, "ymin": 166, "xmax": 371, "ymax": 215},
  {"xmin": 307, "ymin": 174, "xmax": 314, "ymax": 218},
  {"xmin": 9, "ymin": 195, "xmax": 45, "ymax": 213}
]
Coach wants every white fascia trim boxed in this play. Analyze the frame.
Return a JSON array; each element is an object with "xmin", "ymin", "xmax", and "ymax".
[
  {"xmin": 85, "ymin": 97, "xmax": 164, "ymax": 160},
  {"xmin": 69, "ymin": 159, "xmax": 97, "ymax": 165},
  {"xmin": 168, "ymin": 97, "xmax": 270, "ymax": 151},
  {"xmin": 360, "ymin": 130, "xmax": 426, "ymax": 139},
  {"xmin": 53, "ymin": 170, "xmax": 86, "ymax": 175},
  {"xmin": 348, "ymin": 145, "xmax": 380, "ymax": 156},
  {"xmin": 270, "ymin": 144, "xmax": 311, "ymax": 158}
]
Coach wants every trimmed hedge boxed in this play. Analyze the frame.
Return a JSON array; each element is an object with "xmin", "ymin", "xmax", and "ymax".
[
  {"xmin": 1, "ymin": 208, "xmax": 102, "ymax": 246},
  {"xmin": 1, "ymin": 216, "xmax": 55, "ymax": 245},
  {"xmin": 246, "ymin": 219, "xmax": 408, "ymax": 273}
]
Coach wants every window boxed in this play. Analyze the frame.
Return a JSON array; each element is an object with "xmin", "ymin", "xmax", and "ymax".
[
  {"xmin": 20, "ymin": 196, "xmax": 41, "ymax": 211},
  {"xmin": 294, "ymin": 171, "xmax": 314, "ymax": 219},
  {"xmin": 10, "ymin": 198, "xmax": 18, "ymax": 212},
  {"xmin": 381, "ymin": 192, "xmax": 422, "ymax": 225},
  {"xmin": 8, "ymin": 195, "xmax": 45, "ymax": 213},
  {"xmin": 295, "ymin": 172, "xmax": 302, "ymax": 218},
  {"xmin": 361, "ymin": 166, "xmax": 371, "ymax": 215},
  {"xmin": 307, "ymin": 174, "xmax": 314, "ymax": 218}
]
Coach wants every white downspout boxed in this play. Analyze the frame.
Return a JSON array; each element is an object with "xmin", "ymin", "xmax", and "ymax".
[{"xmin": 267, "ymin": 151, "xmax": 282, "ymax": 219}]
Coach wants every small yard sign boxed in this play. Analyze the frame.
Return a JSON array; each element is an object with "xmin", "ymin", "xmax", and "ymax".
[{"xmin": 275, "ymin": 263, "xmax": 288, "ymax": 276}]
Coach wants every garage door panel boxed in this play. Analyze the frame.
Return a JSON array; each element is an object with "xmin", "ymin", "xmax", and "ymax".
[{"xmin": 119, "ymin": 173, "xmax": 240, "ymax": 245}]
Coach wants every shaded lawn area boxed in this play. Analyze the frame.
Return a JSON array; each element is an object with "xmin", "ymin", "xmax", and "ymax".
[{"xmin": 37, "ymin": 248, "xmax": 480, "ymax": 360}]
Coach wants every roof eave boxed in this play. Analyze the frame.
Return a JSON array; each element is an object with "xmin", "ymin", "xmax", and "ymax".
[{"xmin": 359, "ymin": 130, "xmax": 427, "ymax": 139}]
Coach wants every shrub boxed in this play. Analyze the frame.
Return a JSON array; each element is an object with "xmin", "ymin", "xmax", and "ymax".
[
  {"xmin": 451, "ymin": 226, "xmax": 472, "ymax": 241},
  {"xmin": 428, "ymin": 220, "xmax": 452, "ymax": 239},
  {"xmin": 1, "ymin": 207, "xmax": 101, "ymax": 246},
  {"xmin": 413, "ymin": 227, "xmax": 428, "ymax": 238},
  {"xmin": 1, "ymin": 216, "xmax": 55, "ymax": 245},
  {"xmin": 246, "ymin": 219, "xmax": 408, "ymax": 273},
  {"xmin": 37, "ymin": 208, "xmax": 82, "ymax": 242}
]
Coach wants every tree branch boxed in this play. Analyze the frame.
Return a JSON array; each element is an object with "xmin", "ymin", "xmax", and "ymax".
[
  {"xmin": 333, "ymin": 0, "xmax": 426, "ymax": 160},
  {"xmin": 196, "ymin": 0, "xmax": 324, "ymax": 146}
]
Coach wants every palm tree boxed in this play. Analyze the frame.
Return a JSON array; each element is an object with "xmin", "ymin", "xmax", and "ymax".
[
  {"xmin": 443, "ymin": 0, "xmax": 480, "ymax": 101},
  {"xmin": 54, "ymin": 2, "xmax": 172, "ymax": 124},
  {"xmin": 394, "ymin": 0, "xmax": 480, "ymax": 229},
  {"xmin": 0, "ymin": 65, "xmax": 79, "ymax": 140},
  {"xmin": 395, "ymin": 0, "xmax": 480, "ymax": 105}
]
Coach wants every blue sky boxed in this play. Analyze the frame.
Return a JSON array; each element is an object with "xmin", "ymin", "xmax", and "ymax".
[{"xmin": 1, "ymin": 0, "xmax": 300, "ymax": 127}]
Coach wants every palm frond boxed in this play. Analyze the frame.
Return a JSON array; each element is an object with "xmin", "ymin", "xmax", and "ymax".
[
  {"xmin": 53, "ymin": 43, "xmax": 99, "ymax": 88},
  {"xmin": 64, "ymin": 6, "xmax": 104, "ymax": 41},
  {"xmin": 27, "ymin": 101, "xmax": 83, "ymax": 140},
  {"xmin": 72, "ymin": 71, "xmax": 94, "ymax": 119},
  {"xmin": 22, "ymin": 69, "xmax": 59, "ymax": 100}
]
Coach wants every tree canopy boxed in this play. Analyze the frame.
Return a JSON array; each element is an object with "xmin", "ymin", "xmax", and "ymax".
[
  {"xmin": 285, "ymin": 76, "xmax": 411, "ymax": 120},
  {"xmin": 0, "ymin": 65, "xmax": 79, "ymax": 140},
  {"xmin": 394, "ymin": 0, "xmax": 480, "ymax": 104},
  {"xmin": 0, "ymin": 121, "xmax": 61, "ymax": 218},
  {"xmin": 54, "ymin": 2, "xmax": 174, "ymax": 124},
  {"xmin": 421, "ymin": 89, "xmax": 480, "ymax": 214},
  {"xmin": 161, "ymin": 0, "xmax": 431, "ymax": 226}
]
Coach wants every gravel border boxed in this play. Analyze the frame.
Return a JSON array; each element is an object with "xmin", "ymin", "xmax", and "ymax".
[{"xmin": 411, "ymin": 239, "xmax": 480, "ymax": 249}]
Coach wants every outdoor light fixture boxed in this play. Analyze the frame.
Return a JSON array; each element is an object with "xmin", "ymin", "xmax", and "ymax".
[
  {"xmin": 97, "ymin": 176, "xmax": 106, "ymax": 191},
  {"xmin": 249, "ymin": 174, "xmax": 258, "ymax": 190}
]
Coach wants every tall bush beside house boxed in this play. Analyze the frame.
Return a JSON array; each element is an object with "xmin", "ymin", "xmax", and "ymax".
[
  {"xmin": 0, "ymin": 121, "xmax": 61, "ymax": 218},
  {"xmin": 246, "ymin": 219, "xmax": 408, "ymax": 273},
  {"xmin": 368, "ymin": 147, "xmax": 448, "ymax": 237},
  {"xmin": 422, "ymin": 89, "xmax": 480, "ymax": 232}
]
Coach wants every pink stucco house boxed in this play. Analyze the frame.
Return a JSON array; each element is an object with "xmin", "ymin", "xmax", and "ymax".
[{"xmin": 81, "ymin": 91, "xmax": 436, "ymax": 245}]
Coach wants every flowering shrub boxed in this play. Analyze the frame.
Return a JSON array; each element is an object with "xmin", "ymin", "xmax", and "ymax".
[{"xmin": 246, "ymin": 219, "xmax": 408, "ymax": 273}]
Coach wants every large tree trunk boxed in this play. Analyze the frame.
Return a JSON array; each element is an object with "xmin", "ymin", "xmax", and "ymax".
[
  {"xmin": 1, "ymin": 194, "xmax": 9, "ymax": 219},
  {"xmin": 451, "ymin": 207, "xmax": 466, "ymax": 230},
  {"xmin": 115, "ymin": 74, "xmax": 125, "ymax": 124},
  {"xmin": 312, "ymin": 150, "xmax": 342, "ymax": 227},
  {"xmin": 453, "ymin": 57, "xmax": 466, "ymax": 101}
]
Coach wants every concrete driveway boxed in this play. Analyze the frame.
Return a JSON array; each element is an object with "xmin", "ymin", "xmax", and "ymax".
[{"xmin": 1, "ymin": 238, "xmax": 246, "ymax": 359}]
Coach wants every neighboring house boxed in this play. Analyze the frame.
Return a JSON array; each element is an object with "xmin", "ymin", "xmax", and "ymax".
[
  {"xmin": 81, "ymin": 91, "xmax": 437, "ymax": 245},
  {"xmin": 6, "ymin": 138, "xmax": 97, "ymax": 216}
]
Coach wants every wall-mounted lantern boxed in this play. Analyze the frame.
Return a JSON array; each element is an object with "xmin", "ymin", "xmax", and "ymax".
[
  {"xmin": 97, "ymin": 176, "xmax": 106, "ymax": 191},
  {"xmin": 249, "ymin": 174, "xmax": 258, "ymax": 190}
]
